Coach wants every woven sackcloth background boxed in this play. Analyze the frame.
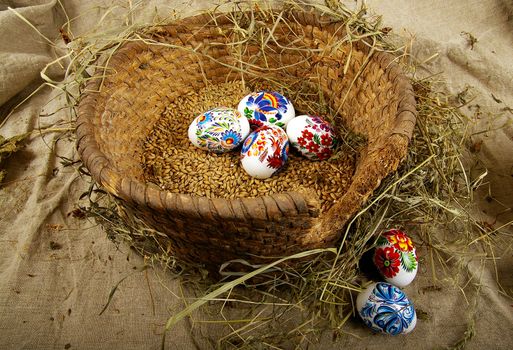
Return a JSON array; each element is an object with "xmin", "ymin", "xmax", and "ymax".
[{"xmin": 0, "ymin": 0, "xmax": 512, "ymax": 349}]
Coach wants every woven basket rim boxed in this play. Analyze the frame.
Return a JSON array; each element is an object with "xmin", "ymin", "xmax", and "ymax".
[{"xmin": 76, "ymin": 9, "xmax": 417, "ymax": 240}]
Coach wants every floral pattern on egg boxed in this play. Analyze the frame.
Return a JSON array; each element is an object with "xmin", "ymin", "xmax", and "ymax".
[
  {"xmin": 188, "ymin": 107, "xmax": 249, "ymax": 153},
  {"xmin": 373, "ymin": 229, "xmax": 418, "ymax": 287},
  {"xmin": 240, "ymin": 126, "xmax": 289, "ymax": 179},
  {"xmin": 358, "ymin": 282, "xmax": 416, "ymax": 335},
  {"xmin": 238, "ymin": 91, "xmax": 295, "ymax": 129},
  {"xmin": 286, "ymin": 115, "xmax": 338, "ymax": 160}
]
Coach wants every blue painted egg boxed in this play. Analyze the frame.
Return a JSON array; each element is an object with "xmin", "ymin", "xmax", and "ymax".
[
  {"xmin": 188, "ymin": 107, "xmax": 250, "ymax": 153},
  {"xmin": 237, "ymin": 91, "xmax": 295, "ymax": 129},
  {"xmin": 356, "ymin": 282, "xmax": 417, "ymax": 335}
]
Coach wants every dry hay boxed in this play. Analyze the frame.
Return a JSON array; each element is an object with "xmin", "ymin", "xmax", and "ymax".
[{"xmin": 0, "ymin": 133, "xmax": 29, "ymax": 184}]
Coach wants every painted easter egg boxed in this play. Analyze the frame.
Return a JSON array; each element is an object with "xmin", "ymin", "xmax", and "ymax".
[
  {"xmin": 188, "ymin": 107, "xmax": 250, "ymax": 153},
  {"xmin": 286, "ymin": 115, "xmax": 338, "ymax": 160},
  {"xmin": 240, "ymin": 125, "xmax": 289, "ymax": 179},
  {"xmin": 237, "ymin": 91, "xmax": 295, "ymax": 129},
  {"xmin": 356, "ymin": 282, "xmax": 417, "ymax": 335},
  {"xmin": 373, "ymin": 229, "xmax": 418, "ymax": 288}
]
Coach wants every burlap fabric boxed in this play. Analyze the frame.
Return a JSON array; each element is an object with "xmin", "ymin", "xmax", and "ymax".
[{"xmin": 1, "ymin": 1, "xmax": 512, "ymax": 349}]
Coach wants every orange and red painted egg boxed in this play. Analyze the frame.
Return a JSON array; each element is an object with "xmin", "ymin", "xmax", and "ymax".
[
  {"xmin": 240, "ymin": 125, "xmax": 289, "ymax": 179},
  {"xmin": 373, "ymin": 229, "xmax": 418, "ymax": 288}
]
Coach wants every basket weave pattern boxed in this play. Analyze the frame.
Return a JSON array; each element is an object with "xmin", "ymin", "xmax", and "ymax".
[{"xmin": 76, "ymin": 11, "xmax": 416, "ymax": 267}]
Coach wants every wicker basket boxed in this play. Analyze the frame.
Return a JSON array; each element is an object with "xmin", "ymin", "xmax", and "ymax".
[{"xmin": 76, "ymin": 10, "xmax": 416, "ymax": 269}]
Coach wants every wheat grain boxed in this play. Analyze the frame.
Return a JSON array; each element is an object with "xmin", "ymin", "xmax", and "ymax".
[{"xmin": 141, "ymin": 81, "xmax": 357, "ymax": 212}]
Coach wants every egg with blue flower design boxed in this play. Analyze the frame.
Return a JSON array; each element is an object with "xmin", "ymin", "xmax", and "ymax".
[
  {"xmin": 356, "ymin": 282, "xmax": 417, "ymax": 335},
  {"xmin": 237, "ymin": 91, "xmax": 295, "ymax": 129},
  {"xmin": 188, "ymin": 107, "xmax": 250, "ymax": 153}
]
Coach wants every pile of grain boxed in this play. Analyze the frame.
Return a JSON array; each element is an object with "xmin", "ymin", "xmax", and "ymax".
[{"xmin": 141, "ymin": 81, "xmax": 358, "ymax": 212}]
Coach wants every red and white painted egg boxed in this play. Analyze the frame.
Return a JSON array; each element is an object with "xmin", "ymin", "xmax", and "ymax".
[
  {"xmin": 240, "ymin": 125, "xmax": 289, "ymax": 179},
  {"xmin": 237, "ymin": 91, "xmax": 295, "ymax": 129},
  {"xmin": 373, "ymin": 229, "xmax": 418, "ymax": 288},
  {"xmin": 286, "ymin": 115, "xmax": 338, "ymax": 160},
  {"xmin": 188, "ymin": 107, "xmax": 250, "ymax": 153}
]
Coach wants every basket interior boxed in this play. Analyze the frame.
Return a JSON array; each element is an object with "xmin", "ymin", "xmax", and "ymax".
[{"xmin": 91, "ymin": 14, "xmax": 402, "ymax": 185}]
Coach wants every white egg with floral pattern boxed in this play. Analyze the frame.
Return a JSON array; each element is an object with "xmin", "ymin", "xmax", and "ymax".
[
  {"xmin": 286, "ymin": 115, "xmax": 338, "ymax": 160},
  {"xmin": 237, "ymin": 91, "xmax": 295, "ymax": 129},
  {"xmin": 356, "ymin": 282, "xmax": 417, "ymax": 335},
  {"xmin": 373, "ymin": 229, "xmax": 418, "ymax": 288},
  {"xmin": 188, "ymin": 107, "xmax": 250, "ymax": 153},
  {"xmin": 240, "ymin": 126, "xmax": 289, "ymax": 179}
]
